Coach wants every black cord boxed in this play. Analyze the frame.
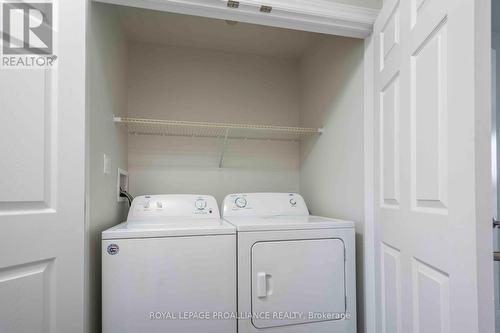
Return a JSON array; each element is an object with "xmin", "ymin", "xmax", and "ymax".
[{"xmin": 119, "ymin": 187, "xmax": 133, "ymax": 207}]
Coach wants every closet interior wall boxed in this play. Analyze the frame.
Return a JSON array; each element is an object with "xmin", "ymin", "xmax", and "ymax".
[
  {"xmin": 122, "ymin": 6, "xmax": 319, "ymax": 201},
  {"xmin": 88, "ymin": 3, "xmax": 365, "ymax": 332},
  {"xmin": 127, "ymin": 41, "xmax": 302, "ymax": 200},
  {"xmin": 299, "ymin": 35, "xmax": 365, "ymax": 331}
]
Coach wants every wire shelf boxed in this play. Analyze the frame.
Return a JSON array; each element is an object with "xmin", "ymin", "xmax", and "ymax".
[{"xmin": 114, "ymin": 116, "xmax": 322, "ymax": 141}]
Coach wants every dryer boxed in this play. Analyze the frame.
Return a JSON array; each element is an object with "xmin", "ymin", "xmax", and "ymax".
[
  {"xmin": 222, "ymin": 193, "xmax": 356, "ymax": 333},
  {"xmin": 102, "ymin": 194, "xmax": 236, "ymax": 333}
]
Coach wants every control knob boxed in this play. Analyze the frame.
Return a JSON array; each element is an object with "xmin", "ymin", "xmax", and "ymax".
[
  {"xmin": 195, "ymin": 199, "xmax": 207, "ymax": 210},
  {"xmin": 235, "ymin": 197, "xmax": 247, "ymax": 208}
]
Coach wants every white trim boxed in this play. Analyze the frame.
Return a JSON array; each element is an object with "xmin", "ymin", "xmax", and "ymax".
[
  {"xmin": 476, "ymin": 1, "xmax": 495, "ymax": 331},
  {"xmin": 84, "ymin": 1, "xmax": 91, "ymax": 332},
  {"xmin": 492, "ymin": 49, "xmax": 497, "ymax": 221},
  {"xmin": 92, "ymin": 0, "xmax": 379, "ymax": 38},
  {"xmin": 363, "ymin": 33, "xmax": 376, "ymax": 333}
]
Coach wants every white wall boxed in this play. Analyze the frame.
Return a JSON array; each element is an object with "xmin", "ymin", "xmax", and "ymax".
[
  {"xmin": 298, "ymin": 35, "xmax": 365, "ymax": 331},
  {"xmin": 126, "ymin": 42, "xmax": 301, "ymax": 202},
  {"xmin": 87, "ymin": 3, "xmax": 128, "ymax": 333}
]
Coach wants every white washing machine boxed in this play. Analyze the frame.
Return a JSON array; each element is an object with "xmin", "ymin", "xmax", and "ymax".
[
  {"xmin": 222, "ymin": 193, "xmax": 356, "ymax": 333},
  {"xmin": 102, "ymin": 194, "xmax": 236, "ymax": 333}
]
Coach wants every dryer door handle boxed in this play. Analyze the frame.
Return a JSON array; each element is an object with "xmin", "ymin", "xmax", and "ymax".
[{"xmin": 256, "ymin": 272, "xmax": 272, "ymax": 298}]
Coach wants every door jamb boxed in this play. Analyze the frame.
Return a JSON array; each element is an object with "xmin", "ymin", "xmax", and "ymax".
[
  {"xmin": 86, "ymin": 1, "xmax": 382, "ymax": 332},
  {"xmin": 363, "ymin": 33, "xmax": 377, "ymax": 333},
  {"xmin": 92, "ymin": 0, "xmax": 379, "ymax": 38}
]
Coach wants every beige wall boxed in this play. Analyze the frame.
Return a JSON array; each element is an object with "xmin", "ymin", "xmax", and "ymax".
[
  {"xmin": 126, "ymin": 42, "xmax": 302, "ymax": 203},
  {"xmin": 88, "ymin": 3, "xmax": 129, "ymax": 333},
  {"xmin": 299, "ymin": 35, "xmax": 365, "ymax": 331}
]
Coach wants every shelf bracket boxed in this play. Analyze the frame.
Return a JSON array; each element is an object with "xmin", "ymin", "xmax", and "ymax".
[{"xmin": 219, "ymin": 129, "xmax": 230, "ymax": 168}]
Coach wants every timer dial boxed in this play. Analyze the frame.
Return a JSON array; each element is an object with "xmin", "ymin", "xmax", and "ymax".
[
  {"xmin": 235, "ymin": 197, "xmax": 247, "ymax": 208},
  {"xmin": 195, "ymin": 199, "xmax": 207, "ymax": 210}
]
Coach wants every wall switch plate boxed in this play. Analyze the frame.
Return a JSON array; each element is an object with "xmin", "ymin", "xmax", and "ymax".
[{"xmin": 103, "ymin": 154, "xmax": 111, "ymax": 175}]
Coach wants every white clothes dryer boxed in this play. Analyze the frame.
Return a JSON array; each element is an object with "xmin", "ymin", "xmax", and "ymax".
[{"xmin": 222, "ymin": 193, "xmax": 356, "ymax": 333}]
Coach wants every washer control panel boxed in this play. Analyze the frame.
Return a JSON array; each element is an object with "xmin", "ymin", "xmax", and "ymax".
[
  {"xmin": 222, "ymin": 193, "xmax": 309, "ymax": 217},
  {"xmin": 127, "ymin": 194, "xmax": 219, "ymax": 221}
]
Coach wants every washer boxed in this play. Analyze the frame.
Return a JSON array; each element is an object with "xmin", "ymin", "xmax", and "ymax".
[
  {"xmin": 102, "ymin": 194, "xmax": 236, "ymax": 333},
  {"xmin": 223, "ymin": 193, "xmax": 356, "ymax": 333}
]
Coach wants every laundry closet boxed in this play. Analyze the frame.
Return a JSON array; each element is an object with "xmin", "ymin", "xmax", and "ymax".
[{"xmin": 88, "ymin": 2, "xmax": 366, "ymax": 333}]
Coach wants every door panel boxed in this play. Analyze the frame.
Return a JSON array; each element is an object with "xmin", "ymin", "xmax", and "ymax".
[
  {"xmin": 411, "ymin": 259, "xmax": 450, "ymax": 333},
  {"xmin": 0, "ymin": 71, "xmax": 50, "ymax": 204},
  {"xmin": 0, "ymin": 1, "xmax": 86, "ymax": 332},
  {"xmin": 380, "ymin": 74, "xmax": 400, "ymax": 208},
  {"xmin": 411, "ymin": 21, "xmax": 447, "ymax": 212},
  {"xmin": 251, "ymin": 239, "xmax": 345, "ymax": 328},
  {"xmin": 374, "ymin": 0, "xmax": 493, "ymax": 332},
  {"xmin": 0, "ymin": 259, "xmax": 54, "ymax": 333},
  {"xmin": 380, "ymin": 243, "xmax": 401, "ymax": 333}
]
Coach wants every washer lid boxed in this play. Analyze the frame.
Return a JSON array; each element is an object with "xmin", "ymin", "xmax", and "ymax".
[
  {"xmin": 224, "ymin": 215, "xmax": 354, "ymax": 232},
  {"xmin": 102, "ymin": 218, "xmax": 235, "ymax": 239}
]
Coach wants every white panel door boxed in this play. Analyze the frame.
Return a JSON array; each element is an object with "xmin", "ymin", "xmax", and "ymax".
[
  {"xmin": 373, "ymin": 0, "xmax": 493, "ymax": 332},
  {"xmin": 0, "ymin": 1, "xmax": 86, "ymax": 333}
]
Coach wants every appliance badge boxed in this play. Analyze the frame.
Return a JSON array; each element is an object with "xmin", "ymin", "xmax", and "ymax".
[{"xmin": 107, "ymin": 244, "xmax": 119, "ymax": 255}]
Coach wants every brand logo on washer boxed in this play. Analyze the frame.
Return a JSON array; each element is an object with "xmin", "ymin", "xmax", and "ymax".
[{"xmin": 107, "ymin": 244, "xmax": 119, "ymax": 255}]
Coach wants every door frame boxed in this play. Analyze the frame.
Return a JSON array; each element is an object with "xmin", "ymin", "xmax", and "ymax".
[
  {"xmin": 85, "ymin": 1, "xmax": 493, "ymax": 332},
  {"xmin": 363, "ymin": 33, "xmax": 376, "ymax": 333},
  {"xmin": 92, "ymin": 0, "xmax": 379, "ymax": 38},
  {"xmin": 476, "ymin": 2, "xmax": 495, "ymax": 331},
  {"xmin": 87, "ymin": 1, "xmax": 381, "ymax": 332}
]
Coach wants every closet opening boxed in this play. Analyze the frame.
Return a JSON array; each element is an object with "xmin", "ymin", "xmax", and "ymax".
[{"xmin": 88, "ymin": 2, "xmax": 366, "ymax": 332}]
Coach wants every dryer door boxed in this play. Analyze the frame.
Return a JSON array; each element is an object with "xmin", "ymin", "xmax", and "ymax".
[{"xmin": 251, "ymin": 238, "xmax": 346, "ymax": 328}]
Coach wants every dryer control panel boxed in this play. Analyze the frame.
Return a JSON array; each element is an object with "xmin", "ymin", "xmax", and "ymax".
[
  {"xmin": 222, "ymin": 193, "xmax": 309, "ymax": 217},
  {"xmin": 127, "ymin": 194, "xmax": 220, "ymax": 222}
]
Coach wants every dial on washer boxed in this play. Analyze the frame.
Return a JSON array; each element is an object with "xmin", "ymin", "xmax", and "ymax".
[
  {"xmin": 235, "ymin": 197, "xmax": 247, "ymax": 208},
  {"xmin": 195, "ymin": 199, "xmax": 207, "ymax": 210}
]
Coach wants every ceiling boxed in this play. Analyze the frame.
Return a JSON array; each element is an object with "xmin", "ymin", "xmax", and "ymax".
[{"xmin": 117, "ymin": 6, "xmax": 326, "ymax": 59}]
